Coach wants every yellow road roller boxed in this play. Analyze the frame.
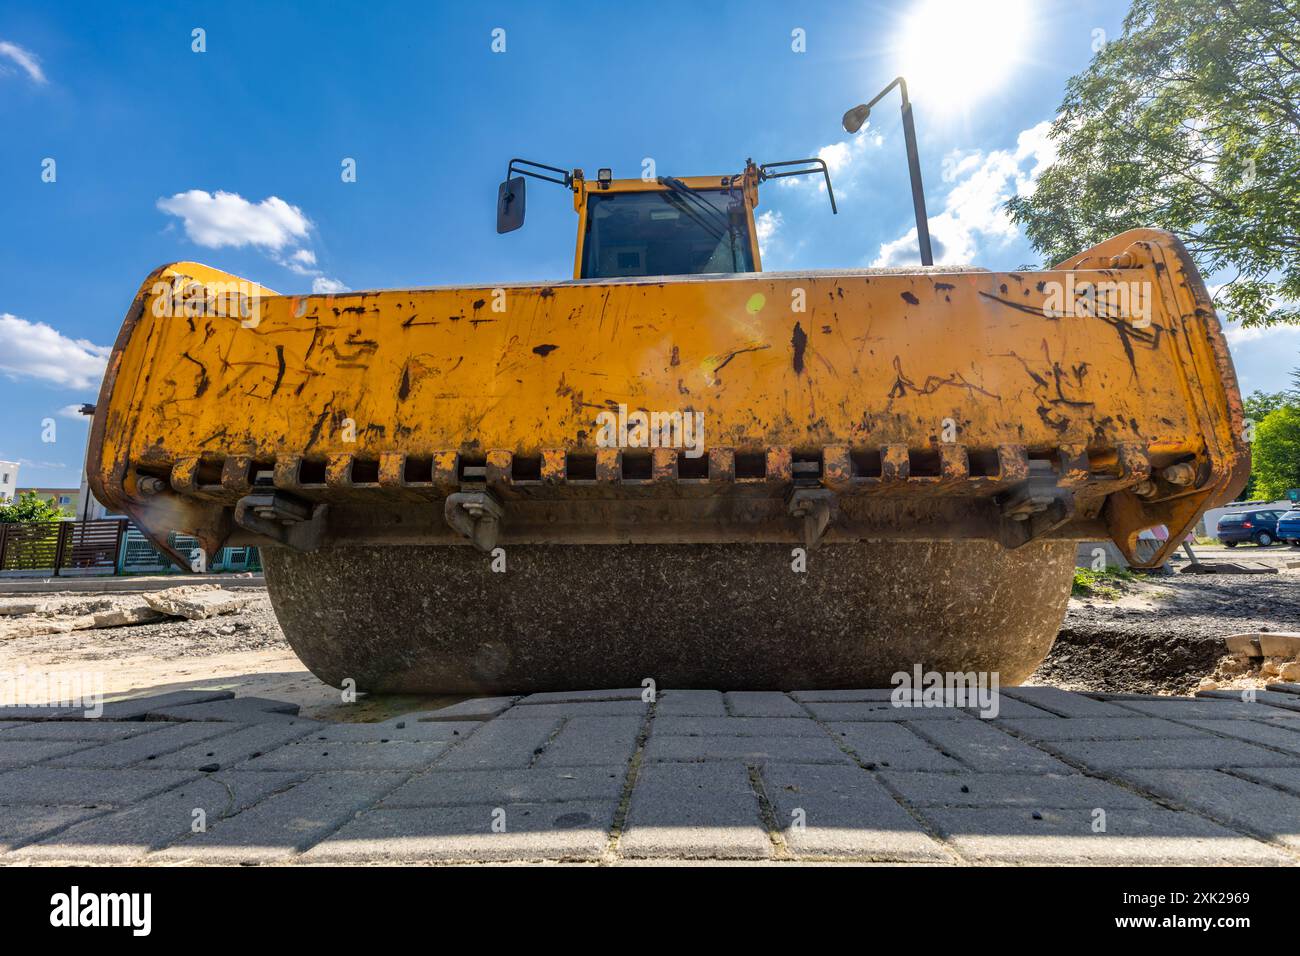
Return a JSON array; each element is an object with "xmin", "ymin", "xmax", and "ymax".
[{"xmin": 87, "ymin": 156, "xmax": 1249, "ymax": 692}]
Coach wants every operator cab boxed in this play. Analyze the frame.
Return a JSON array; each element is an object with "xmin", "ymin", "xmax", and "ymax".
[{"xmin": 497, "ymin": 158, "xmax": 835, "ymax": 281}]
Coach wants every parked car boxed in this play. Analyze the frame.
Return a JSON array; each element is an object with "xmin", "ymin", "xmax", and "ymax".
[
  {"xmin": 1277, "ymin": 510, "xmax": 1300, "ymax": 546},
  {"xmin": 1216, "ymin": 509, "xmax": 1286, "ymax": 547}
]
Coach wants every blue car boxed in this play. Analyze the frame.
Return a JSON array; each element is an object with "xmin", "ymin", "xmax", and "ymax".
[
  {"xmin": 1216, "ymin": 509, "xmax": 1286, "ymax": 547},
  {"xmin": 1278, "ymin": 510, "xmax": 1300, "ymax": 546}
]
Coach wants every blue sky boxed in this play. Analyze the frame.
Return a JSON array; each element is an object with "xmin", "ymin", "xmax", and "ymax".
[{"xmin": 2, "ymin": 0, "xmax": 1296, "ymax": 488}]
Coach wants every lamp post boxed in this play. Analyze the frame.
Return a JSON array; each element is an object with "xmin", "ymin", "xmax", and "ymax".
[{"xmin": 842, "ymin": 76, "xmax": 934, "ymax": 266}]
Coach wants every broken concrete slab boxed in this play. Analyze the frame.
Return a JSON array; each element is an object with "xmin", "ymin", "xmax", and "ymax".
[
  {"xmin": 1258, "ymin": 632, "xmax": 1300, "ymax": 657},
  {"xmin": 0, "ymin": 615, "xmax": 96, "ymax": 639},
  {"xmin": 96, "ymin": 689, "xmax": 236, "ymax": 721},
  {"xmin": 91, "ymin": 605, "xmax": 168, "ymax": 628},
  {"xmin": 0, "ymin": 601, "xmax": 51, "ymax": 616},
  {"xmin": 141, "ymin": 585, "xmax": 256, "ymax": 620},
  {"xmin": 1225, "ymin": 633, "xmax": 1265, "ymax": 657},
  {"xmin": 516, "ymin": 688, "xmax": 645, "ymax": 705}
]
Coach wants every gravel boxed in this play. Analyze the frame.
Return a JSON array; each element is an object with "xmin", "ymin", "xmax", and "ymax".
[{"xmin": 1035, "ymin": 572, "xmax": 1300, "ymax": 695}]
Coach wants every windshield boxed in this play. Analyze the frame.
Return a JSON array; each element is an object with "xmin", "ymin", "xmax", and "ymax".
[
  {"xmin": 1219, "ymin": 514, "xmax": 1246, "ymax": 524},
  {"xmin": 581, "ymin": 188, "xmax": 754, "ymax": 279}
]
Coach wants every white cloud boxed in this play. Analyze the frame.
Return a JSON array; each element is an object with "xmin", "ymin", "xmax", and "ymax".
[
  {"xmin": 872, "ymin": 120, "xmax": 1056, "ymax": 267},
  {"xmin": 755, "ymin": 210, "xmax": 783, "ymax": 260},
  {"xmin": 0, "ymin": 40, "xmax": 46, "ymax": 84},
  {"xmin": 1222, "ymin": 318, "xmax": 1300, "ymax": 347},
  {"xmin": 57, "ymin": 403, "xmax": 90, "ymax": 421},
  {"xmin": 778, "ymin": 131, "xmax": 884, "ymax": 199},
  {"xmin": 0, "ymin": 314, "xmax": 109, "ymax": 390},
  {"xmin": 312, "ymin": 277, "xmax": 350, "ymax": 294},
  {"xmin": 156, "ymin": 190, "xmax": 311, "ymax": 251}
]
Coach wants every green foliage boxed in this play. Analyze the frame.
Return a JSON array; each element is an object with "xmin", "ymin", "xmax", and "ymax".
[
  {"xmin": 1072, "ymin": 567, "xmax": 1143, "ymax": 599},
  {"xmin": 1007, "ymin": 0, "xmax": 1300, "ymax": 328},
  {"xmin": 0, "ymin": 490, "xmax": 70, "ymax": 523},
  {"xmin": 1250, "ymin": 404, "xmax": 1300, "ymax": 499},
  {"xmin": 1244, "ymin": 389, "xmax": 1293, "ymax": 421}
]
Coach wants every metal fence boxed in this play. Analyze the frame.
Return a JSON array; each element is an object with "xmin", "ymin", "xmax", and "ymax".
[{"xmin": 0, "ymin": 519, "xmax": 259, "ymax": 576}]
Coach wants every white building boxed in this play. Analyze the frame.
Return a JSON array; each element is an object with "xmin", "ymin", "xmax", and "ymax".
[{"xmin": 0, "ymin": 460, "xmax": 19, "ymax": 502}]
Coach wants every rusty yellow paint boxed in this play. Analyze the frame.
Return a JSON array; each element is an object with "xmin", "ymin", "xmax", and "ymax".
[{"xmin": 87, "ymin": 229, "xmax": 1248, "ymax": 569}]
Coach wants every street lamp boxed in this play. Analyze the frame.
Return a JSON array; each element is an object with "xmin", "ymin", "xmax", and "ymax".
[{"xmin": 842, "ymin": 76, "xmax": 934, "ymax": 266}]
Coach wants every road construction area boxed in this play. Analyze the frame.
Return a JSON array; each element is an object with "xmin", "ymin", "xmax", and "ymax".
[{"xmin": 1, "ymin": 569, "xmax": 1299, "ymax": 864}]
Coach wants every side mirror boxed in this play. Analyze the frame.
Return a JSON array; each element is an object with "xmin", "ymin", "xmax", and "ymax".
[{"xmin": 496, "ymin": 176, "xmax": 526, "ymax": 234}]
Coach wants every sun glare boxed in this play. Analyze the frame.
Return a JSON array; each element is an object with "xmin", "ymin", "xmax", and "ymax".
[{"xmin": 897, "ymin": 0, "xmax": 1035, "ymax": 111}]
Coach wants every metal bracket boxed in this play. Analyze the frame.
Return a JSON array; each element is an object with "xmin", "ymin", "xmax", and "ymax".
[
  {"xmin": 444, "ymin": 491, "xmax": 505, "ymax": 553},
  {"xmin": 233, "ymin": 493, "xmax": 329, "ymax": 552},
  {"xmin": 997, "ymin": 479, "xmax": 1076, "ymax": 550},
  {"xmin": 787, "ymin": 488, "xmax": 836, "ymax": 551}
]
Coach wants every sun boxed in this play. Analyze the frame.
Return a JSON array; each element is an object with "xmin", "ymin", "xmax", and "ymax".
[{"xmin": 896, "ymin": 0, "xmax": 1035, "ymax": 111}]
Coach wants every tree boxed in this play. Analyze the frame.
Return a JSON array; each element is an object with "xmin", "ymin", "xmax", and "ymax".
[
  {"xmin": 1007, "ymin": 0, "xmax": 1300, "ymax": 328},
  {"xmin": 0, "ymin": 491, "xmax": 70, "ymax": 523},
  {"xmin": 1250, "ymin": 405, "xmax": 1300, "ymax": 499},
  {"xmin": 1244, "ymin": 388, "xmax": 1293, "ymax": 421}
]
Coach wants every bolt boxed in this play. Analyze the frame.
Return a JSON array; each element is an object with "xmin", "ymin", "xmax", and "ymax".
[
  {"xmin": 1133, "ymin": 478, "xmax": 1157, "ymax": 498},
  {"xmin": 138, "ymin": 475, "xmax": 166, "ymax": 495},
  {"xmin": 1162, "ymin": 462, "xmax": 1196, "ymax": 486}
]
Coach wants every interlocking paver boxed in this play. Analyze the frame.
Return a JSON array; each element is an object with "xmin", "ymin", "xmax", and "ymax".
[
  {"xmin": 1182, "ymin": 719, "xmax": 1300, "ymax": 755},
  {"xmin": 1113, "ymin": 768, "xmax": 1300, "ymax": 850},
  {"xmin": 0, "ymin": 766, "xmax": 195, "ymax": 806},
  {"xmin": 96, "ymin": 690, "xmax": 235, "ymax": 720},
  {"xmin": 305, "ymin": 720, "xmax": 480, "ymax": 742},
  {"xmin": 413, "ymin": 697, "xmax": 516, "ymax": 721},
  {"xmin": 879, "ymin": 771, "xmax": 1154, "ymax": 808},
  {"xmin": 15, "ymin": 771, "xmax": 304, "ymax": 861},
  {"xmin": 1234, "ymin": 767, "xmax": 1300, "ymax": 797},
  {"xmin": 620, "ymin": 761, "xmax": 770, "ymax": 859},
  {"xmin": 152, "ymin": 721, "xmax": 318, "ymax": 770},
  {"xmin": 0, "ymin": 740, "xmax": 97, "ymax": 768},
  {"xmin": 0, "ymin": 806, "xmax": 108, "ymax": 852},
  {"xmin": 45, "ymin": 722, "xmax": 240, "ymax": 768},
  {"xmin": 518, "ymin": 688, "xmax": 645, "ymax": 705},
  {"xmin": 920, "ymin": 806, "xmax": 1292, "ymax": 863},
  {"xmin": 305, "ymin": 801, "xmax": 616, "ymax": 862},
  {"xmin": 760, "ymin": 762, "xmax": 948, "ymax": 861},
  {"xmin": 653, "ymin": 716, "xmax": 823, "ymax": 737},
  {"xmin": 908, "ymin": 720, "xmax": 1072, "ymax": 773},
  {"xmin": 825, "ymin": 722, "xmax": 962, "ymax": 771},
  {"xmin": 533, "ymin": 716, "xmax": 642, "ymax": 768},
  {"xmin": 655, "ymin": 690, "xmax": 726, "ymax": 716},
  {"xmin": 790, "ymin": 689, "xmax": 896, "ymax": 703},
  {"xmin": 1196, "ymin": 690, "xmax": 1300, "ymax": 712},
  {"xmin": 803, "ymin": 701, "xmax": 971, "ymax": 722},
  {"xmin": 642, "ymin": 733, "xmax": 853, "ymax": 765},
  {"xmin": 724, "ymin": 692, "xmax": 805, "ymax": 718},
  {"xmin": 996, "ymin": 716, "xmax": 1207, "ymax": 741},
  {"xmin": 961, "ymin": 697, "xmax": 1054, "ymax": 719},
  {"xmin": 1042, "ymin": 736, "xmax": 1300, "ymax": 770},
  {"xmin": 1000, "ymin": 686, "xmax": 1137, "ymax": 718},
  {"xmin": 0, "ymin": 721, "xmax": 163, "ymax": 741},
  {"xmin": 155, "ymin": 771, "xmax": 407, "ymax": 862},
  {"xmin": 1114, "ymin": 699, "xmax": 1298, "ymax": 720},
  {"xmin": 238, "ymin": 739, "xmax": 448, "ymax": 772},
  {"xmin": 432, "ymin": 717, "xmax": 559, "ymax": 771},
  {"xmin": 146, "ymin": 697, "xmax": 303, "ymax": 722},
  {"xmin": 500, "ymin": 700, "xmax": 646, "ymax": 720},
  {"xmin": 383, "ymin": 766, "xmax": 628, "ymax": 807}
]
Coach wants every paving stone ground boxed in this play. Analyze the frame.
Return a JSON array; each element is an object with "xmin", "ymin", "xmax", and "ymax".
[{"xmin": 1, "ymin": 685, "xmax": 1299, "ymax": 864}]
